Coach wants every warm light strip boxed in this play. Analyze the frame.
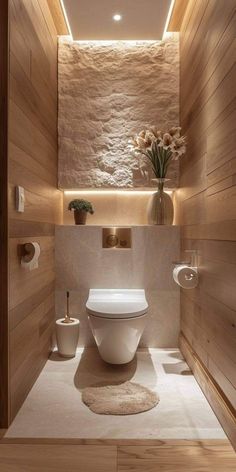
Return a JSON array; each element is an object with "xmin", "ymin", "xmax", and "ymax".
[
  {"xmin": 64, "ymin": 189, "xmax": 173, "ymax": 196},
  {"xmin": 60, "ymin": 0, "xmax": 72, "ymax": 37},
  {"xmin": 162, "ymin": 0, "xmax": 176, "ymax": 39},
  {"xmin": 73, "ymin": 40, "xmax": 160, "ymax": 46}
]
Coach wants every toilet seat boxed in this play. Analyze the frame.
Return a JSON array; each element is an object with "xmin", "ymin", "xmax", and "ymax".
[{"xmin": 86, "ymin": 289, "xmax": 148, "ymax": 319}]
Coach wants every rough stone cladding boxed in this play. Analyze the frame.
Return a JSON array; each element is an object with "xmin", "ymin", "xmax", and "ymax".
[{"xmin": 58, "ymin": 36, "xmax": 179, "ymax": 188}]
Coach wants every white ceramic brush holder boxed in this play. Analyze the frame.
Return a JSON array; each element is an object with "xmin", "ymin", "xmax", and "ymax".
[{"xmin": 56, "ymin": 318, "xmax": 80, "ymax": 357}]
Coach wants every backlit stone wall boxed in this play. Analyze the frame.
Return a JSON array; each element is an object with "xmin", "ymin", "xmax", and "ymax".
[{"xmin": 58, "ymin": 36, "xmax": 179, "ymax": 188}]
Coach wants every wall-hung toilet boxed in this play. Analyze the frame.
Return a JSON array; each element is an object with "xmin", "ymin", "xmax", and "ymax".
[{"xmin": 86, "ymin": 289, "xmax": 148, "ymax": 364}]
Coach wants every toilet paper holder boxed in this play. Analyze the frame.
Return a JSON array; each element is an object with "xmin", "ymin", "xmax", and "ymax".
[
  {"xmin": 172, "ymin": 250, "xmax": 198, "ymax": 268},
  {"xmin": 19, "ymin": 242, "xmax": 41, "ymax": 270},
  {"xmin": 172, "ymin": 250, "xmax": 198, "ymax": 289}
]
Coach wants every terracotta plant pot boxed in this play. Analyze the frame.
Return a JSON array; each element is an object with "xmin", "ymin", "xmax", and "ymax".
[{"xmin": 74, "ymin": 210, "xmax": 87, "ymax": 225}]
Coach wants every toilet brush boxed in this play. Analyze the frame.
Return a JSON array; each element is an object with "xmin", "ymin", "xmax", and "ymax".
[
  {"xmin": 62, "ymin": 291, "xmax": 74, "ymax": 323},
  {"xmin": 56, "ymin": 291, "xmax": 80, "ymax": 357}
]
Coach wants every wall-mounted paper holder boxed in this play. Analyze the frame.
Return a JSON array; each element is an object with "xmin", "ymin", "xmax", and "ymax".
[
  {"xmin": 172, "ymin": 250, "xmax": 198, "ymax": 267},
  {"xmin": 19, "ymin": 242, "xmax": 41, "ymax": 270}
]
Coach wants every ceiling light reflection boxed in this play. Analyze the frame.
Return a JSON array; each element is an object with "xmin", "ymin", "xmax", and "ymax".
[{"xmin": 113, "ymin": 14, "xmax": 122, "ymax": 22}]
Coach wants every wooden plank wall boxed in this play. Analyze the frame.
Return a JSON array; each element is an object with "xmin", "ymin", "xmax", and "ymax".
[
  {"xmin": 46, "ymin": 0, "xmax": 69, "ymax": 35},
  {"xmin": 8, "ymin": 0, "xmax": 62, "ymax": 421},
  {"xmin": 0, "ymin": 0, "xmax": 9, "ymax": 428},
  {"xmin": 177, "ymin": 0, "xmax": 236, "ymax": 436}
]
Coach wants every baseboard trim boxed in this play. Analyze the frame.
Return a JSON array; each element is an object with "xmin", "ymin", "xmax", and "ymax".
[{"xmin": 179, "ymin": 333, "xmax": 236, "ymax": 451}]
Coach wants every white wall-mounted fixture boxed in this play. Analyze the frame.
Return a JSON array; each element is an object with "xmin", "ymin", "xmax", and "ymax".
[
  {"xmin": 172, "ymin": 250, "xmax": 198, "ymax": 289},
  {"xmin": 20, "ymin": 242, "xmax": 40, "ymax": 271},
  {"xmin": 173, "ymin": 265, "xmax": 198, "ymax": 289},
  {"xmin": 86, "ymin": 289, "xmax": 148, "ymax": 364},
  {"xmin": 185, "ymin": 249, "xmax": 198, "ymax": 267},
  {"xmin": 15, "ymin": 186, "xmax": 25, "ymax": 212}
]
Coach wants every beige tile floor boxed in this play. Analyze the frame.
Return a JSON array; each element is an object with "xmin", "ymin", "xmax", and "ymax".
[{"xmin": 6, "ymin": 348, "xmax": 226, "ymax": 439}]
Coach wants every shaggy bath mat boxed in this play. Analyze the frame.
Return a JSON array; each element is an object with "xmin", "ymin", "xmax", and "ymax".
[{"xmin": 82, "ymin": 381, "xmax": 159, "ymax": 415}]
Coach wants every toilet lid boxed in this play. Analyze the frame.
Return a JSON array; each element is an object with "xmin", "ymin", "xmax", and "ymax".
[{"xmin": 86, "ymin": 289, "xmax": 148, "ymax": 319}]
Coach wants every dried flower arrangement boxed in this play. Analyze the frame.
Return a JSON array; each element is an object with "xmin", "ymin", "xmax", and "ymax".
[{"xmin": 130, "ymin": 127, "xmax": 186, "ymax": 180}]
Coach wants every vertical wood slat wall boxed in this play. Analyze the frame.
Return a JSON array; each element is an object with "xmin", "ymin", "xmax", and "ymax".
[
  {"xmin": 0, "ymin": 0, "xmax": 9, "ymax": 428},
  {"xmin": 178, "ymin": 0, "xmax": 236, "ymax": 431},
  {"xmin": 8, "ymin": 0, "xmax": 62, "ymax": 422}
]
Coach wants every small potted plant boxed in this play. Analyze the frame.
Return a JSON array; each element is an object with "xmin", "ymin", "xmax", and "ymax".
[{"xmin": 68, "ymin": 199, "xmax": 94, "ymax": 225}]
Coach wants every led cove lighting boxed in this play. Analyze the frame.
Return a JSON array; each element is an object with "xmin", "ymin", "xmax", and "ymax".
[
  {"xmin": 73, "ymin": 40, "xmax": 158, "ymax": 46},
  {"xmin": 60, "ymin": 0, "xmax": 72, "ymax": 37},
  {"xmin": 113, "ymin": 14, "xmax": 122, "ymax": 22},
  {"xmin": 163, "ymin": 0, "xmax": 176, "ymax": 39},
  {"xmin": 64, "ymin": 190, "xmax": 173, "ymax": 196}
]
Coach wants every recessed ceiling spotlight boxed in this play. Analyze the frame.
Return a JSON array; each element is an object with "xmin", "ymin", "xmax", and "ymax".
[{"xmin": 113, "ymin": 14, "xmax": 122, "ymax": 22}]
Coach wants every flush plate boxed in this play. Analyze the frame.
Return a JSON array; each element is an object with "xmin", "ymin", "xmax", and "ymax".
[{"xmin": 102, "ymin": 227, "xmax": 131, "ymax": 249}]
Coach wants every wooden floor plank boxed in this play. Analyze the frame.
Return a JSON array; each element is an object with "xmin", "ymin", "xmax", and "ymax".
[
  {"xmin": 0, "ymin": 444, "xmax": 117, "ymax": 472},
  {"xmin": 0, "ymin": 440, "xmax": 235, "ymax": 471},
  {"xmin": 117, "ymin": 444, "xmax": 236, "ymax": 471},
  {"xmin": 0, "ymin": 438, "xmax": 230, "ymax": 446}
]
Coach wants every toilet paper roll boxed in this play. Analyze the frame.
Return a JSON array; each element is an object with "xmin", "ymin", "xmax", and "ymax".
[
  {"xmin": 21, "ymin": 242, "xmax": 41, "ymax": 271},
  {"xmin": 173, "ymin": 265, "xmax": 198, "ymax": 289}
]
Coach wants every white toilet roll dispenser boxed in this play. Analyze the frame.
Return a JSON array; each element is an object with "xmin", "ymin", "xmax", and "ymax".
[{"xmin": 172, "ymin": 250, "xmax": 198, "ymax": 289}]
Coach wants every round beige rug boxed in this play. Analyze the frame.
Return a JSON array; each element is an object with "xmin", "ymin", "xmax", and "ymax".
[{"xmin": 82, "ymin": 381, "xmax": 159, "ymax": 415}]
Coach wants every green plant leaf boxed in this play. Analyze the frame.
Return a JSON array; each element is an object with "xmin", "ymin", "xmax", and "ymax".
[{"xmin": 68, "ymin": 199, "xmax": 94, "ymax": 214}]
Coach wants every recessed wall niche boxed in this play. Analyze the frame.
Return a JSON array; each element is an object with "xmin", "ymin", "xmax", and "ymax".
[{"xmin": 58, "ymin": 35, "xmax": 179, "ymax": 189}]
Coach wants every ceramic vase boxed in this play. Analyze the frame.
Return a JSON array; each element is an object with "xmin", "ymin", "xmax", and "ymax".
[{"xmin": 147, "ymin": 178, "xmax": 174, "ymax": 225}]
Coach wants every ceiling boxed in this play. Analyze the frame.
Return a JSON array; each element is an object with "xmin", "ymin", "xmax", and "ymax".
[{"xmin": 62, "ymin": 0, "xmax": 173, "ymax": 40}]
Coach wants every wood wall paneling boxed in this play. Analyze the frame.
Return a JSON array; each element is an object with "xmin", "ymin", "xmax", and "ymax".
[
  {"xmin": 168, "ymin": 0, "xmax": 190, "ymax": 32},
  {"xmin": 0, "ymin": 0, "xmax": 9, "ymax": 428},
  {"xmin": 46, "ymin": 0, "xmax": 69, "ymax": 35},
  {"xmin": 180, "ymin": 334, "xmax": 236, "ymax": 450},
  {"xmin": 8, "ymin": 0, "xmax": 62, "ymax": 422},
  {"xmin": 178, "ymin": 0, "xmax": 236, "ymax": 449}
]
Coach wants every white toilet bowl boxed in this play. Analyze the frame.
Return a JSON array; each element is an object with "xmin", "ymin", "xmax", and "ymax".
[{"xmin": 86, "ymin": 289, "xmax": 148, "ymax": 364}]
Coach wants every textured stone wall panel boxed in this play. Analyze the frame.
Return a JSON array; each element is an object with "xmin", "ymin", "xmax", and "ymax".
[{"xmin": 58, "ymin": 36, "xmax": 179, "ymax": 188}]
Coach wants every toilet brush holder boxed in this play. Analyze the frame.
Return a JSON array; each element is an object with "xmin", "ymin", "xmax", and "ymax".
[{"xmin": 56, "ymin": 318, "xmax": 80, "ymax": 357}]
